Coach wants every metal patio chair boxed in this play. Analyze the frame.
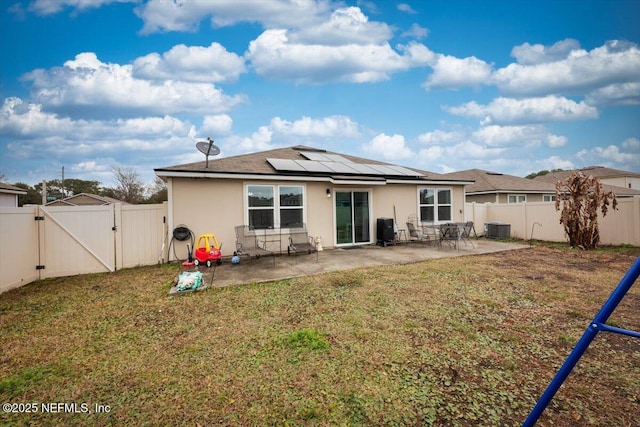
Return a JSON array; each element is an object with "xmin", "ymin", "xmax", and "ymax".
[
  {"xmin": 439, "ymin": 223, "xmax": 460, "ymax": 251},
  {"xmin": 287, "ymin": 223, "xmax": 318, "ymax": 261},
  {"xmin": 406, "ymin": 221, "xmax": 438, "ymax": 246}
]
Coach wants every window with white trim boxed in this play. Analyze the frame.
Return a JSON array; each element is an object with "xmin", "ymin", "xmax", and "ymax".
[
  {"xmin": 247, "ymin": 184, "xmax": 304, "ymax": 229},
  {"xmin": 419, "ymin": 188, "xmax": 452, "ymax": 223},
  {"xmin": 508, "ymin": 194, "xmax": 527, "ymax": 203},
  {"xmin": 543, "ymin": 194, "xmax": 556, "ymax": 202}
]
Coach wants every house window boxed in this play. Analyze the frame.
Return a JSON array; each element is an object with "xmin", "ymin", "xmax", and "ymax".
[
  {"xmin": 419, "ymin": 188, "xmax": 452, "ymax": 223},
  {"xmin": 508, "ymin": 194, "xmax": 527, "ymax": 203},
  {"xmin": 279, "ymin": 186, "xmax": 303, "ymax": 227},
  {"xmin": 543, "ymin": 194, "xmax": 556, "ymax": 202},
  {"xmin": 247, "ymin": 184, "xmax": 304, "ymax": 229}
]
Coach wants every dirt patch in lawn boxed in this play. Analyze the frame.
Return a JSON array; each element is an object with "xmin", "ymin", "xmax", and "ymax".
[{"xmin": 0, "ymin": 245, "xmax": 638, "ymax": 426}]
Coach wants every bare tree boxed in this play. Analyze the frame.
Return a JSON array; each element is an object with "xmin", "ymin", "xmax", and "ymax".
[
  {"xmin": 555, "ymin": 171, "xmax": 617, "ymax": 250},
  {"xmin": 146, "ymin": 177, "xmax": 168, "ymax": 203},
  {"xmin": 112, "ymin": 166, "xmax": 145, "ymax": 204}
]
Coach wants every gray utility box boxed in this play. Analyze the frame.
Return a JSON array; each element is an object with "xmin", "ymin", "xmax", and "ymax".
[{"xmin": 486, "ymin": 222, "xmax": 511, "ymax": 239}]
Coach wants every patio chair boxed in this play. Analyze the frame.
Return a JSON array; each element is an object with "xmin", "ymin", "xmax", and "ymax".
[
  {"xmin": 439, "ymin": 223, "xmax": 460, "ymax": 251},
  {"xmin": 234, "ymin": 225, "xmax": 275, "ymax": 266},
  {"xmin": 460, "ymin": 221, "xmax": 475, "ymax": 248},
  {"xmin": 406, "ymin": 222, "xmax": 437, "ymax": 246},
  {"xmin": 287, "ymin": 223, "xmax": 318, "ymax": 261}
]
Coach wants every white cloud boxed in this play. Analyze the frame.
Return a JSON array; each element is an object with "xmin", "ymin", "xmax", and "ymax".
[
  {"xmin": 581, "ymin": 145, "xmax": 639, "ymax": 164},
  {"xmin": 269, "ymin": 115, "xmax": 360, "ymax": 138},
  {"xmin": 445, "ymin": 95, "xmax": 598, "ymax": 125},
  {"xmin": 25, "ymin": 0, "xmax": 135, "ymax": 16},
  {"xmin": 134, "ymin": 0, "xmax": 331, "ymax": 34},
  {"xmin": 401, "ymin": 23, "xmax": 429, "ymax": 39},
  {"xmin": 219, "ymin": 114, "xmax": 362, "ymax": 156},
  {"xmin": 132, "ymin": 43, "xmax": 246, "ymax": 83},
  {"xmin": 397, "ymin": 3, "xmax": 417, "ymax": 14},
  {"xmin": 510, "ymin": 39, "xmax": 581, "ymax": 65},
  {"xmin": 493, "ymin": 40, "xmax": 640, "ymax": 97},
  {"xmin": 221, "ymin": 126, "xmax": 276, "ymax": 155},
  {"xmin": 22, "ymin": 52, "xmax": 247, "ymax": 116},
  {"xmin": 290, "ymin": 7, "xmax": 392, "ymax": 46},
  {"xmin": 472, "ymin": 124, "xmax": 567, "ymax": 148},
  {"xmin": 1, "ymin": 97, "xmax": 196, "ymax": 160},
  {"xmin": 423, "ymin": 54, "xmax": 493, "ymax": 90},
  {"xmin": 246, "ymin": 29, "xmax": 430, "ymax": 83},
  {"xmin": 417, "ymin": 129, "xmax": 463, "ymax": 144},
  {"xmin": 622, "ymin": 137, "xmax": 640, "ymax": 151},
  {"xmin": 541, "ymin": 156, "xmax": 575, "ymax": 171},
  {"xmin": 576, "ymin": 139, "xmax": 640, "ymax": 171},
  {"xmin": 585, "ymin": 82, "xmax": 640, "ymax": 106},
  {"xmin": 199, "ymin": 115, "xmax": 233, "ymax": 136},
  {"xmin": 363, "ymin": 133, "xmax": 413, "ymax": 160}
]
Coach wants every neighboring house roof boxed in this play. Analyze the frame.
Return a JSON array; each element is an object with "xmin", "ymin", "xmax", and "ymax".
[
  {"xmin": 440, "ymin": 169, "xmax": 556, "ymax": 195},
  {"xmin": 155, "ymin": 145, "xmax": 474, "ymax": 185},
  {"xmin": 533, "ymin": 166, "xmax": 640, "ymax": 182},
  {"xmin": 0, "ymin": 182, "xmax": 27, "ymax": 195},
  {"xmin": 533, "ymin": 166, "xmax": 640, "ymax": 197},
  {"xmin": 45, "ymin": 193, "xmax": 128, "ymax": 206}
]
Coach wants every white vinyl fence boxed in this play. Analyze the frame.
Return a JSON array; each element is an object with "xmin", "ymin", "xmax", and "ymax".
[
  {"xmin": 0, "ymin": 203, "xmax": 167, "ymax": 294},
  {"xmin": 465, "ymin": 197, "xmax": 640, "ymax": 246}
]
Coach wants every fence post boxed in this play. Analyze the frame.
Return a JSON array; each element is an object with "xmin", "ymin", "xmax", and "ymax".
[{"xmin": 113, "ymin": 203, "xmax": 122, "ymax": 271}]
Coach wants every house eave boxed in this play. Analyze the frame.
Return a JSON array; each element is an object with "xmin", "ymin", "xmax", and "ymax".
[
  {"xmin": 156, "ymin": 170, "xmax": 387, "ymax": 185},
  {"xmin": 155, "ymin": 170, "xmax": 472, "ymax": 186},
  {"xmin": 468, "ymin": 190, "xmax": 556, "ymax": 195}
]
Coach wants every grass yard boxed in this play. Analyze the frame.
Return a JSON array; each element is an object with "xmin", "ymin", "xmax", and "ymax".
[{"xmin": 1, "ymin": 244, "xmax": 639, "ymax": 426}]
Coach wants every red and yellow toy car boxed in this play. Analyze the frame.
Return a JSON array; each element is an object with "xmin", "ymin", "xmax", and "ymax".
[{"xmin": 193, "ymin": 234, "xmax": 222, "ymax": 267}]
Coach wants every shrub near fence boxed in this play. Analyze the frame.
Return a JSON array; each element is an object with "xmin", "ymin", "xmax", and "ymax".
[
  {"xmin": 465, "ymin": 197, "xmax": 640, "ymax": 246},
  {"xmin": 0, "ymin": 203, "xmax": 167, "ymax": 293}
]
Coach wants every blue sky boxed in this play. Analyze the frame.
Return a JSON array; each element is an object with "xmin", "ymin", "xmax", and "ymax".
[{"xmin": 1, "ymin": 0, "xmax": 639, "ymax": 188}]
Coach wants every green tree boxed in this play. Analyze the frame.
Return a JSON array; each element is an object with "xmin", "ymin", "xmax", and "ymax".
[
  {"xmin": 525, "ymin": 169, "xmax": 563, "ymax": 179},
  {"xmin": 15, "ymin": 183, "xmax": 43, "ymax": 206},
  {"xmin": 555, "ymin": 171, "xmax": 617, "ymax": 249}
]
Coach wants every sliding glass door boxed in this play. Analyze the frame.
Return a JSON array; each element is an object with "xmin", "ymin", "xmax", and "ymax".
[{"xmin": 335, "ymin": 191, "xmax": 370, "ymax": 245}]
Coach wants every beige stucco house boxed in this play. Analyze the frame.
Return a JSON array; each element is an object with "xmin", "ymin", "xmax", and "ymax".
[
  {"xmin": 45, "ymin": 193, "xmax": 128, "ymax": 206},
  {"xmin": 533, "ymin": 166, "xmax": 640, "ymax": 196},
  {"xmin": 155, "ymin": 145, "xmax": 472, "ymax": 252},
  {"xmin": 0, "ymin": 182, "xmax": 27, "ymax": 207},
  {"xmin": 442, "ymin": 169, "xmax": 557, "ymax": 204}
]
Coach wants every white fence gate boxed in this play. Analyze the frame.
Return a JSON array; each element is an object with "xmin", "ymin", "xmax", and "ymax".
[{"xmin": 0, "ymin": 203, "xmax": 167, "ymax": 294}]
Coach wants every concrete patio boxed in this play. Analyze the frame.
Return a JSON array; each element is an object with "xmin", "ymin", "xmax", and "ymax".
[{"xmin": 180, "ymin": 239, "xmax": 528, "ymax": 290}]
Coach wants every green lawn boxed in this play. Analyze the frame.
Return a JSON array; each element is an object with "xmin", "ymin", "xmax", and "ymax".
[{"xmin": 1, "ymin": 245, "xmax": 639, "ymax": 426}]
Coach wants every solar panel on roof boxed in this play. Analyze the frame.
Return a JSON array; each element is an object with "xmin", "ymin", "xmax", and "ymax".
[
  {"xmin": 322, "ymin": 161, "xmax": 360, "ymax": 173},
  {"xmin": 366, "ymin": 164, "xmax": 399, "ymax": 175},
  {"xmin": 299, "ymin": 151, "xmax": 331, "ymax": 161},
  {"xmin": 267, "ymin": 158, "xmax": 306, "ymax": 172},
  {"xmin": 295, "ymin": 160, "xmax": 334, "ymax": 172},
  {"xmin": 347, "ymin": 163, "xmax": 380, "ymax": 174},
  {"xmin": 268, "ymin": 155, "xmax": 424, "ymax": 177},
  {"xmin": 324, "ymin": 154, "xmax": 352, "ymax": 163},
  {"xmin": 387, "ymin": 165, "xmax": 423, "ymax": 176}
]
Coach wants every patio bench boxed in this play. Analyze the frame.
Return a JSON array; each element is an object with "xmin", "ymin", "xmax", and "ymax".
[{"xmin": 234, "ymin": 225, "xmax": 276, "ymax": 266}]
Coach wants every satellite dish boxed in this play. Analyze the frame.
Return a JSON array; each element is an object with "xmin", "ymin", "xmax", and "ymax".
[{"xmin": 196, "ymin": 137, "xmax": 220, "ymax": 168}]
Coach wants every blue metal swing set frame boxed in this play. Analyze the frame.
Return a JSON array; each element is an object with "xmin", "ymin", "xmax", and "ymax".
[{"xmin": 523, "ymin": 256, "xmax": 640, "ymax": 426}]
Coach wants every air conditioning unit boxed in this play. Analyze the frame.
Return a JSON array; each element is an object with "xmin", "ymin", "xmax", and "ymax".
[{"xmin": 486, "ymin": 222, "xmax": 511, "ymax": 239}]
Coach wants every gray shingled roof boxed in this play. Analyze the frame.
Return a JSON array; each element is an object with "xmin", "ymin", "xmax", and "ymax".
[
  {"xmin": 533, "ymin": 166, "xmax": 640, "ymax": 182},
  {"xmin": 0, "ymin": 182, "xmax": 27, "ymax": 195},
  {"xmin": 533, "ymin": 166, "xmax": 640, "ymax": 197},
  {"xmin": 155, "ymin": 145, "xmax": 464, "ymax": 182},
  {"xmin": 440, "ymin": 169, "xmax": 556, "ymax": 194}
]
